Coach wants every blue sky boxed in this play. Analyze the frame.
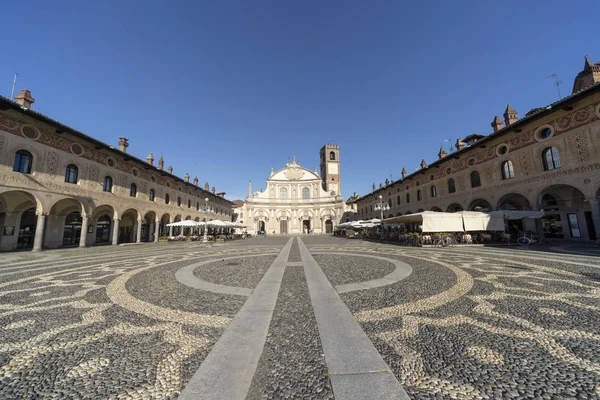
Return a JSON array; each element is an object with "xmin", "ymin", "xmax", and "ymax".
[{"xmin": 2, "ymin": 1, "xmax": 598, "ymax": 200}]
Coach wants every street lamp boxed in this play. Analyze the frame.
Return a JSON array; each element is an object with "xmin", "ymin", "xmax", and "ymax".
[
  {"xmin": 202, "ymin": 197, "xmax": 209, "ymax": 243},
  {"xmin": 374, "ymin": 194, "xmax": 390, "ymax": 241}
]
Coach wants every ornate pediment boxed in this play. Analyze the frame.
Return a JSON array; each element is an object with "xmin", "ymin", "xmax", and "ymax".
[{"xmin": 284, "ymin": 167, "xmax": 304, "ymax": 180}]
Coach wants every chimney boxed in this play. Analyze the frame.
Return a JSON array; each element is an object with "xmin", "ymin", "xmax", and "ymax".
[
  {"xmin": 491, "ymin": 116, "xmax": 503, "ymax": 132},
  {"xmin": 184, "ymin": 173, "xmax": 190, "ymax": 183},
  {"xmin": 248, "ymin": 181, "xmax": 252, "ymax": 197},
  {"xmin": 503, "ymin": 104, "xmax": 518, "ymax": 126},
  {"xmin": 438, "ymin": 146, "xmax": 448, "ymax": 160},
  {"xmin": 379, "ymin": 183, "xmax": 383, "ymax": 189},
  {"xmin": 193, "ymin": 177, "xmax": 198, "ymax": 186},
  {"xmin": 118, "ymin": 137, "xmax": 129, "ymax": 153},
  {"xmin": 401, "ymin": 167, "xmax": 407, "ymax": 179},
  {"xmin": 167, "ymin": 165, "xmax": 173, "ymax": 174},
  {"xmin": 157, "ymin": 155, "xmax": 164, "ymax": 170},
  {"xmin": 455, "ymin": 139, "xmax": 465, "ymax": 151},
  {"xmin": 420, "ymin": 159, "xmax": 428, "ymax": 169},
  {"xmin": 14, "ymin": 89, "xmax": 35, "ymax": 109},
  {"xmin": 212, "ymin": 186, "xmax": 216, "ymax": 193},
  {"xmin": 372, "ymin": 183, "xmax": 376, "ymax": 192},
  {"xmin": 146, "ymin": 153, "xmax": 154, "ymax": 165},
  {"xmin": 204, "ymin": 182, "xmax": 209, "ymax": 191}
]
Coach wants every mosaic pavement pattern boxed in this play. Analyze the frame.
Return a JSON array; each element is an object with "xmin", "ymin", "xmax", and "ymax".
[{"xmin": 0, "ymin": 237, "xmax": 599, "ymax": 399}]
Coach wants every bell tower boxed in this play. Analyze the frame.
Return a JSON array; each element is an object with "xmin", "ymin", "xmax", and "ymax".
[{"xmin": 320, "ymin": 144, "xmax": 341, "ymax": 195}]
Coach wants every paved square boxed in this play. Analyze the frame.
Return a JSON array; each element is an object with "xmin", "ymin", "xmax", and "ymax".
[{"xmin": 0, "ymin": 237, "xmax": 599, "ymax": 399}]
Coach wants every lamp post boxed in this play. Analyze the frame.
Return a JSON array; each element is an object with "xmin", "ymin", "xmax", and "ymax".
[
  {"xmin": 374, "ymin": 194, "xmax": 390, "ymax": 241},
  {"xmin": 202, "ymin": 197, "xmax": 209, "ymax": 243}
]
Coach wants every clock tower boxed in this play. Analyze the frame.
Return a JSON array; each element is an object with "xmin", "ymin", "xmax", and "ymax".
[{"xmin": 320, "ymin": 144, "xmax": 341, "ymax": 195}]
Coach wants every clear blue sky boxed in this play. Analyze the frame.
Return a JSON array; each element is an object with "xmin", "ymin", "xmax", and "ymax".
[{"xmin": 2, "ymin": 1, "xmax": 598, "ymax": 200}]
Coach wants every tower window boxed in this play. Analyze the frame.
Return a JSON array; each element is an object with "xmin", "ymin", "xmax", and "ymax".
[{"xmin": 329, "ymin": 151, "xmax": 335, "ymax": 160}]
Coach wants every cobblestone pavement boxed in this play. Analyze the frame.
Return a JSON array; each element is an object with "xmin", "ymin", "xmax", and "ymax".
[{"xmin": 0, "ymin": 236, "xmax": 599, "ymax": 399}]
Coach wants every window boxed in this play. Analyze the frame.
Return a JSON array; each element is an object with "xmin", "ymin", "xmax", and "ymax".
[
  {"xmin": 538, "ymin": 127, "xmax": 552, "ymax": 139},
  {"xmin": 406, "ymin": 193, "xmax": 411, "ymax": 203},
  {"xmin": 417, "ymin": 190, "xmax": 422, "ymax": 201},
  {"xmin": 64, "ymin": 164, "xmax": 78, "ymax": 184},
  {"xmin": 388, "ymin": 199, "xmax": 392, "ymax": 208},
  {"xmin": 470, "ymin": 171, "xmax": 481, "ymax": 188},
  {"xmin": 397, "ymin": 195, "xmax": 400, "ymax": 205},
  {"xmin": 542, "ymin": 147, "xmax": 561, "ymax": 171},
  {"xmin": 149, "ymin": 189, "xmax": 155, "ymax": 201},
  {"xmin": 177, "ymin": 197, "xmax": 182, "ymax": 206},
  {"xmin": 300, "ymin": 187, "xmax": 309, "ymax": 200},
  {"xmin": 165, "ymin": 193, "xmax": 170, "ymax": 204},
  {"xmin": 103, "ymin": 176, "xmax": 113, "ymax": 192},
  {"xmin": 430, "ymin": 185, "xmax": 437, "ymax": 198},
  {"xmin": 13, "ymin": 150, "xmax": 33, "ymax": 174},
  {"xmin": 280, "ymin": 187, "xmax": 288, "ymax": 200},
  {"xmin": 130, "ymin": 183, "xmax": 137, "ymax": 197},
  {"xmin": 329, "ymin": 151, "xmax": 335, "ymax": 160},
  {"xmin": 501, "ymin": 161, "xmax": 515, "ymax": 180},
  {"xmin": 188, "ymin": 199, "xmax": 191, "ymax": 208},
  {"xmin": 197, "ymin": 202, "xmax": 200, "ymax": 211},
  {"xmin": 448, "ymin": 178, "xmax": 456, "ymax": 193}
]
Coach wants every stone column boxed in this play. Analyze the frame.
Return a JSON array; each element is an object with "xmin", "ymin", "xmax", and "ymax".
[
  {"xmin": 136, "ymin": 218, "xmax": 142, "ymax": 243},
  {"xmin": 79, "ymin": 216, "xmax": 89, "ymax": 248},
  {"xmin": 32, "ymin": 213, "xmax": 46, "ymax": 252},
  {"xmin": 169, "ymin": 224, "xmax": 174, "ymax": 237},
  {"xmin": 112, "ymin": 218, "xmax": 120, "ymax": 245},
  {"xmin": 154, "ymin": 218, "xmax": 160, "ymax": 242},
  {"xmin": 589, "ymin": 199, "xmax": 600, "ymax": 239}
]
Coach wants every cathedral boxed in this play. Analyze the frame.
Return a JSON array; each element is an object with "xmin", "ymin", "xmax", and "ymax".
[{"xmin": 235, "ymin": 144, "xmax": 351, "ymax": 235}]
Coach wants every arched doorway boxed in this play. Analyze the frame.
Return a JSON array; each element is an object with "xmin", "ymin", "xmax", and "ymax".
[
  {"xmin": 91, "ymin": 205, "xmax": 115, "ymax": 245},
  {"xmin": 172, "ymin": 215, "xmax": 182, "ymax": 236},
  {"xmin": 302, "ymin": 219, "xmax": 311, "ymax": 234},
  {"xmin": 280, "ymin": 219, "xmax": 288, "ymax": 235},
  {"xmin": 468, "ymin": 199, "xmax": 492, "ymax": 212},
  {"xmin": 48, "ymin": 197, "xmax": 84, "ymax": 249},
  {"xmin": 0, "ymin": 190, "xmax": 40, "ymax": 252},
  {"xmin": 431, "ymin": 207, "xmax": 443, "ymax": 212},
  {"xmin": 160, "ymin": 214, "xmax": 171, "ymax": 237},
  {"xmin": 446, "ymin": 204, "xmax": 463, "ymax": 212},
  {"xmin": 325, "ymin": 219, "xmax": 333, "ymax": 234},
  {"xmin": 257, "ymin": 220, "xmax": 265, "ymax": 234},
  {"xmin": 95, "ymin": 215, "xmax": 112, "ymax": 244},
  {"xmin": 142, "ymin": 211, "xmax": 157, "ymax": 242},
  {"xmin": 62, "ymin": 212, "xmax": 82, "ymax": 247},
  {"xmin": 17, "ymin": 208, "xmax": 37, "ymax": 250},
  {"xmin": 538, "ymin": 184, "xmax": 591, "ymax": 240},
  {"xmin": 497, "ymin": 193, "xmax": 532, "ymax": 238},
  {"xmin": 119, "ymin": 209, "xmax": 139, "ymax": 243}
]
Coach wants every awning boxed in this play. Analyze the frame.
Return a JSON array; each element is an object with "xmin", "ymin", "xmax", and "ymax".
[
  {"xmin": 491, "ymin": 210, "xmax": 545, "ymax": 220},
  {"xmin": 383, "ymin": 212, "xmax": 464, "ymax": 232},
  {"xmin": 459, "ymin": 211, "xmax": 505, "ymax": 231},
  {"xmin": 166, "ymin": 220, "xmax": 203, "ymax": 227}
]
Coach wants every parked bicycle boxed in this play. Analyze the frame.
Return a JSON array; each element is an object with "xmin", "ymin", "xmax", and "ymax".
[
  {"xmin": 517, "ymin": 233, "xmax": 541, "ymax": 246},
  {"xmin": 433, "ymin": 236, "xmax": 457, "ymax": 247}
]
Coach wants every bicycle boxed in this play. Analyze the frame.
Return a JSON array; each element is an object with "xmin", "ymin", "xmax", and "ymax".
[
  {"xmin": 434, "ymin": 236, "xmax": 457, "ymax": 247},
  {"xmin": 517, "ymin": 233, "xmax": 541, "ymax": 246}
]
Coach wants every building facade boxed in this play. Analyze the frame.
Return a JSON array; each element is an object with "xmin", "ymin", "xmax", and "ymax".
[
  {"xmin": 235, "ymin": 145, "xmax": 349, "ymax": 235},
  {"xmin": 0, "ymin": 91, "xmax": 232, "ymax": 252},
  {"xmin": 356, "ymin": 57, "xmax": 600, "ymax": 241}
]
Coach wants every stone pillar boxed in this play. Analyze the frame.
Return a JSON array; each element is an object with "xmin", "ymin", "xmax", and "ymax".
[
  {"xmin": 136, "ymin": 218, "xmax": 142, "ymax": 243},
  {"xmin": 32, "ymin": 213, "xmax": 46, "ymax": 252},
  {"xmin": 590, "ymin": 199, "xmax": 600, "ymax": 239},
  {"xmin": 79, "ymin": 216, "xmax": 89, "ymax": 248},
  {"xmin": 112, "ymin": 218, "xmax": 120, "ymax": 245},
  {"xmin": 169, "ymin": 225, "xmax": 174, "ymax": 237},
  {"xmin": 154, "ymin": 218, "xmax": 160, "ymax": 242}
]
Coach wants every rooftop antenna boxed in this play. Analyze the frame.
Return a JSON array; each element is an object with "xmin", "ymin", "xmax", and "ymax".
[
  {"xmin": 546, "ymin": 73, "xmax": 562, "ymax": 100},
  {"xmin": 10, "ymin": 73, "xmax": 19, "ymax": 100}
]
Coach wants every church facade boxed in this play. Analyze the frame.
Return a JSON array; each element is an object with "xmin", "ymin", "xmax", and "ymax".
[{"xmin": 236, "ymin": 145, "xmax": 349, "ymax": 235}]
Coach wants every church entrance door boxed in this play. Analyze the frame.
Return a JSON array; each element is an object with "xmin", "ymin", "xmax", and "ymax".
[
  {"xmin": 279, "ymin": 220, "xmax": 288, "ymax": 235},
  {"xmin": 302, "ymin": 219, "xmax": 310, "ymax": 234},
  {"xmin": 325, "ymin": 220, "xmax": 333, "ymax": 234}
]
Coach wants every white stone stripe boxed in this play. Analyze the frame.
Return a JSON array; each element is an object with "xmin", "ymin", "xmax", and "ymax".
[
  {"xmin": 311, "ymin": 251, "xmax": 412, "ymax": 293},
  {"xmin": 175, "ymin": 254, "xmax": 279, "ymax": 297},
  {"xmin": 298, "ymin": 238, "xmax": 410, "ymax": 400},
  {"xmin": 178, "ymin": 237, "xmax": 293, "ymax": 400}
]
